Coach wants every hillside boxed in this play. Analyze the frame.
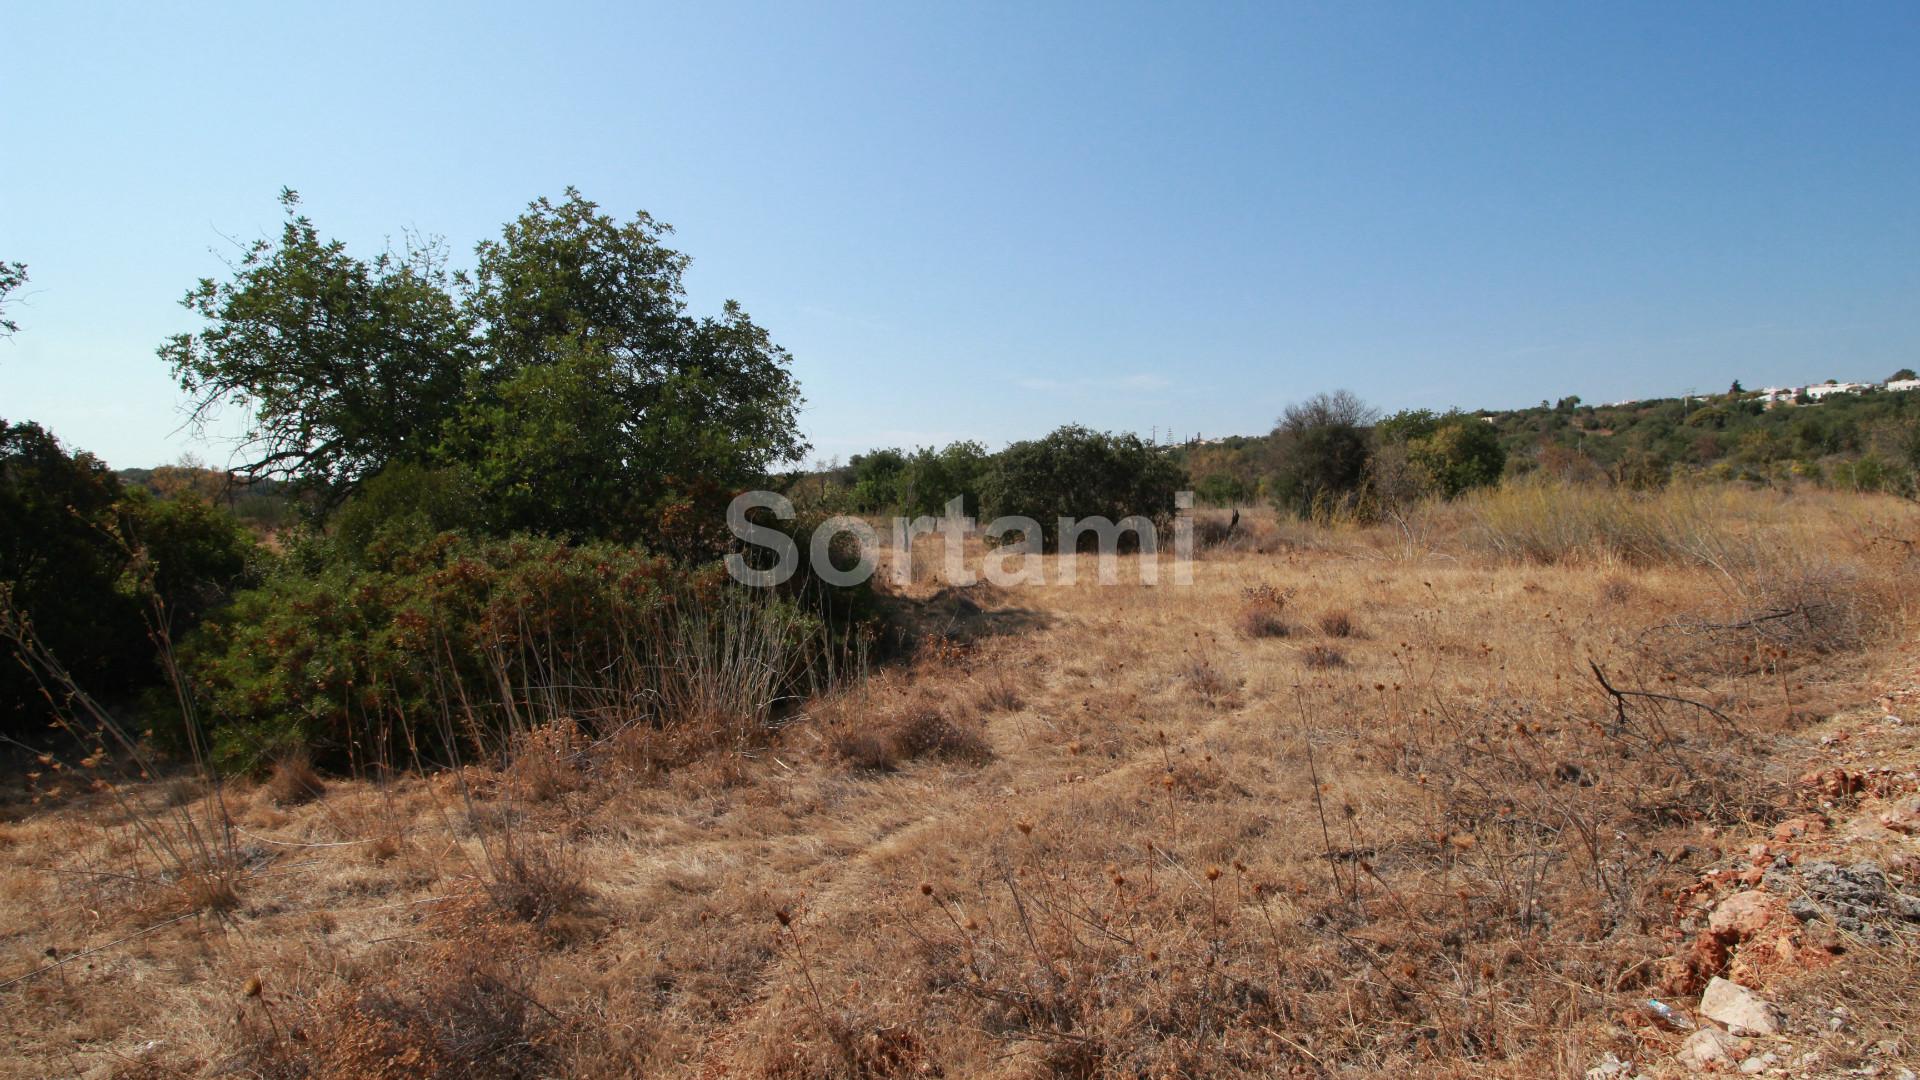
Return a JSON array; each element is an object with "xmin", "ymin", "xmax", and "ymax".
[{"xmin": 1178, "ymin": 382, "xmax": 1920, "ymax": 507}]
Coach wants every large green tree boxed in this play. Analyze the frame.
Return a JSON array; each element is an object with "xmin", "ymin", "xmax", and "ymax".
[
  {"xmin": 162, "ymin": 191, "xmax": 474, "ymax": 504},
  {"xmin": 163, "ymin": 189, "xmax": 807, "ymax": 544}
]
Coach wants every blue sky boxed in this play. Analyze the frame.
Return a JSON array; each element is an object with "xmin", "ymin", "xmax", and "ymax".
[{"xmin": 3, "ymin": 2, "xmax": 1918, "ymax": 468}]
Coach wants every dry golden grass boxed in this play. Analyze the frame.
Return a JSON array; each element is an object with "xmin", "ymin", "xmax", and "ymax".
[{"xmin": 1, "ymin": 485, "xmax": 1916, "ymax": 1078}]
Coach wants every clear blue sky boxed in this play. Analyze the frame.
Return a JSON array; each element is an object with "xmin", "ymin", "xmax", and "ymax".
[{"xmin": 3, "ymin": 2, "xmax": 1918, "ymax": 469}]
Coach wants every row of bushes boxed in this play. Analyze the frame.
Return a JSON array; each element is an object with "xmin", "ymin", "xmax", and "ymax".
[
  {"xmin": 799, "ymin": 425, "xmax": 1186, "ymax": 549},
  {"xmin": 810, "ymin": 404, "xmax": 1510, "ymax": 536}
]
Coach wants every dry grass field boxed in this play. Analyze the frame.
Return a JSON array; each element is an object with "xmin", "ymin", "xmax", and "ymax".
[{"xmin": 3, "ymin": 484, "xmax": 1919, "ymax": 1078}]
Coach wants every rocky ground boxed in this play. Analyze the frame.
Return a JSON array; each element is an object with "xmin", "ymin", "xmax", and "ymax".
[{"xmin": 1592, "ymin": 649, "xmax": 1920, "ymax": 1078}]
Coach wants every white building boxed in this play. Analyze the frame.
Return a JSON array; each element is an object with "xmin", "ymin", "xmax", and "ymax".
[
  {"xmin": 1754, "ymin": 387, "xmax": 1800, "ymax": 405},
  {"xmin": 1887, "ymin": 378, "xmax": 1920, "ymax": 394},
  {"xmin": 1805, "ymin": 382, "xmax": 1868, "ymax": 400}
]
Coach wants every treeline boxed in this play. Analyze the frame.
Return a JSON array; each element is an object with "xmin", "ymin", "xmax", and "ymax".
[
  {"xmin": 1177, "ymin": 380, "xmax": 1920, "ymax": 513},
  {"xmin": 819, "ymin": 375, "xmax": 1920, "ymax": 531},
  {"xmin": 789, "ymin": 426, "xmax": 1185, "ymax": 547},
  {"xmin": 813, "ymin": 393, "xmax": 1508, "ymax": 523},
  {"xmin": 1483, "ymin": 380, "xmax": 1920, "ymax": 492},
  {"xmin": 1, "ymin": 190, "xmax": 870, "ymax": 772}
]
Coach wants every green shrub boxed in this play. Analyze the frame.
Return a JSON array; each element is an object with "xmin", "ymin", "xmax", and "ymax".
[
  {"xmin": 980, "ymin": 425, "xmax": 1184, "ymax": 551},
  {"xmin": 846, "ymin": 448, "xmax": 909, "ymax": 512},
  {"xmin": 2, "ymin": 422, "xmax": 262, "ymax": 737},
  {"xmin": 1267, "ymin": 391, "xmax": 1376, "ymax": 518},
  {"xmin": 331, "ymin": 461, "xmax": 486, "ymax": 562},
  {"xmin": 180, "ymin": 532, "xmax": 860, "ymax": 771},
  {"xmin": 1, "ymin": 420, "xmax": 146, "ymax": 726},
  {"xmin": 119, "ymin": 488, "xmax": 264, "ymax": 629},
  {"xmin": 898, "ymin": 441, "xmax": 992, "ymax": 518}
]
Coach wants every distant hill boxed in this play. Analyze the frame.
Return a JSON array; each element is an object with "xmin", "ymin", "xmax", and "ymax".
[{"xmin": 1176, "ymin": 381, "xmax": 1920, "ymax": 502}]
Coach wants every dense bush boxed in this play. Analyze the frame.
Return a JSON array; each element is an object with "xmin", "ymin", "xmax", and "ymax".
[
  {"xmin": 1, "ymin": 421, "xmax": 262, "ymax": 737},
  {"xmin": 330, "ymin": 461, "xmax": 487, "ymax": 561},
  {"xmin": 1266, "ymin": 391, "xmax": 1377, "ymax": 517},
  {"xmin": 897, "ymin": 441, "xmax": 991, "ymax": 518},
  {"xmin": 1, "ymin": 420, "xmax": 147, "ymax": 726},
  {"xmin": 1152, "ymin": 384, "xmax": 1920, "ymax": 505},
  {"xmin": 980, "ymin": 425, "xmax": 1184, "ymax": 550},
  {"xmin": 181, "ymin": 527, "xmax": 874, "ymax": 771},
  {"xmin": 836, "ymin": 442, "xmax": 992, "ymax": 518},
  {"xmin": 119, "ymin": 488, "xmax": 264, "ymax": 631},
  {"xmin": 845, "ymin": 448, "xmax": 909, "ymax": 512},
  {"xmin": 1374, "ymin": 408, "xmax": 1507, "ymax": 500}
]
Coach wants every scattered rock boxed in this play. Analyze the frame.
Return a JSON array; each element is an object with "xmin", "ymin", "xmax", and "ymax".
[
  {"xmin": 1680, "ymin": 1027, "xmax": 1744, "ymax": 1072},
  {"xmin": 1801, "ymin": 767, "xmax": 1864, "ymax": 798},
  {"xmin": 1768, "ymin": 860, "xmax": 1920, "ymax": 942},
  {"xmin": 1771, "ymin": 816, "xmax": 1828, "ymax": 844},
  {"xmin": 1710, "ymin": 890, "xmax": 1789, "ymax": 939},
  {"xmin": 1700, "ymin": 976, "xmax": 1780, "ymax": 1036}
]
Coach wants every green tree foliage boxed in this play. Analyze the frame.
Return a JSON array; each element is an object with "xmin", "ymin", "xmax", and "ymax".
[
  {"xmin": 1193, "ymin": 472, "xmax": 1254, "ymax": 506},
  {"xmin": 981, "ymin": 425, "xmax": 1183, "ymax": 550},
  {"xmin": 0, "ymin": 260, "xmax": 26, "ymax": 338},
  {"xmin": 1180, "ymin": 437, "xmax": 1264, "ymax": 506},
  {"xmin": 161, "ymin": 191, "xmax": 474, "ymax": 504},
  {"xmin": 442, "ymin": 340, "xmax": 652, "ymax": 541},
  {"xmin": 1374, "ymin": 409, "xmax": 1506, "ymax": 499},
  {"xmin": 1415, "ymin": 420, "xmax": 1506, "ymax": 497},
  {"xmin": 120, "ymin": 489, "xmax": 263, "ymax": 632},
  {"xmin": 897, "ymin": 441, "xmax": 991, "ymax": 518},
  {"xmin": 840, "ymin": 448, "xmax": 902, "ymax": 513},
  {"xmin": 1892, "ymin": 368, "xmax": 1918, "ymax": 383},
  {"xmin": 1, "ymin": 420, "xmax": 145, "ymax": 719},
  {"xmin": 163, "ymin": 189, "xmax": 806, "ymax": 545},
  {"xmin": 455, "ymin": 191, "xmax": 806, "ymax": 543},
  {"xmin": 1266, "ymin": 391, "xmax": 1376, "ymax": 516},
  {"xmin": 1, "ymin": 420, "xmax": 260, "ymax": 736},
  {"xmin": 329, "ymin": 462, "xmax": 485, "ymax": 563}
]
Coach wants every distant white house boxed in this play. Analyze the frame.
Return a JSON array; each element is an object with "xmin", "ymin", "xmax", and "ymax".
[
  {"xmin": 1805, "ymin": 382, "xmax": 1868, "ymax": 400},
  {"xmin": 1754, "ymin": 386, "xmax": 1800, "ymax": 405},
  {"xmin": 1887, "ymin": 378, "xmax": 1920, "ymax": 394}
]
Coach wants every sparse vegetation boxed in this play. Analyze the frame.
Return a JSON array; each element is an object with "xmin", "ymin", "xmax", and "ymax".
[
  {"xmin": 1316, "ymin": 607, "xmax": 1357, "ymax": 638},
  {"xmin": 4, "ymin": 483, "xmax": 1918, "ymax": 1077}
]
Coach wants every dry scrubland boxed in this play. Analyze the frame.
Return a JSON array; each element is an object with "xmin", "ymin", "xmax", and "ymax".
[{"xmin": 3, "ymin": 484, "xmax": 1919, "ymax": 1078}]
